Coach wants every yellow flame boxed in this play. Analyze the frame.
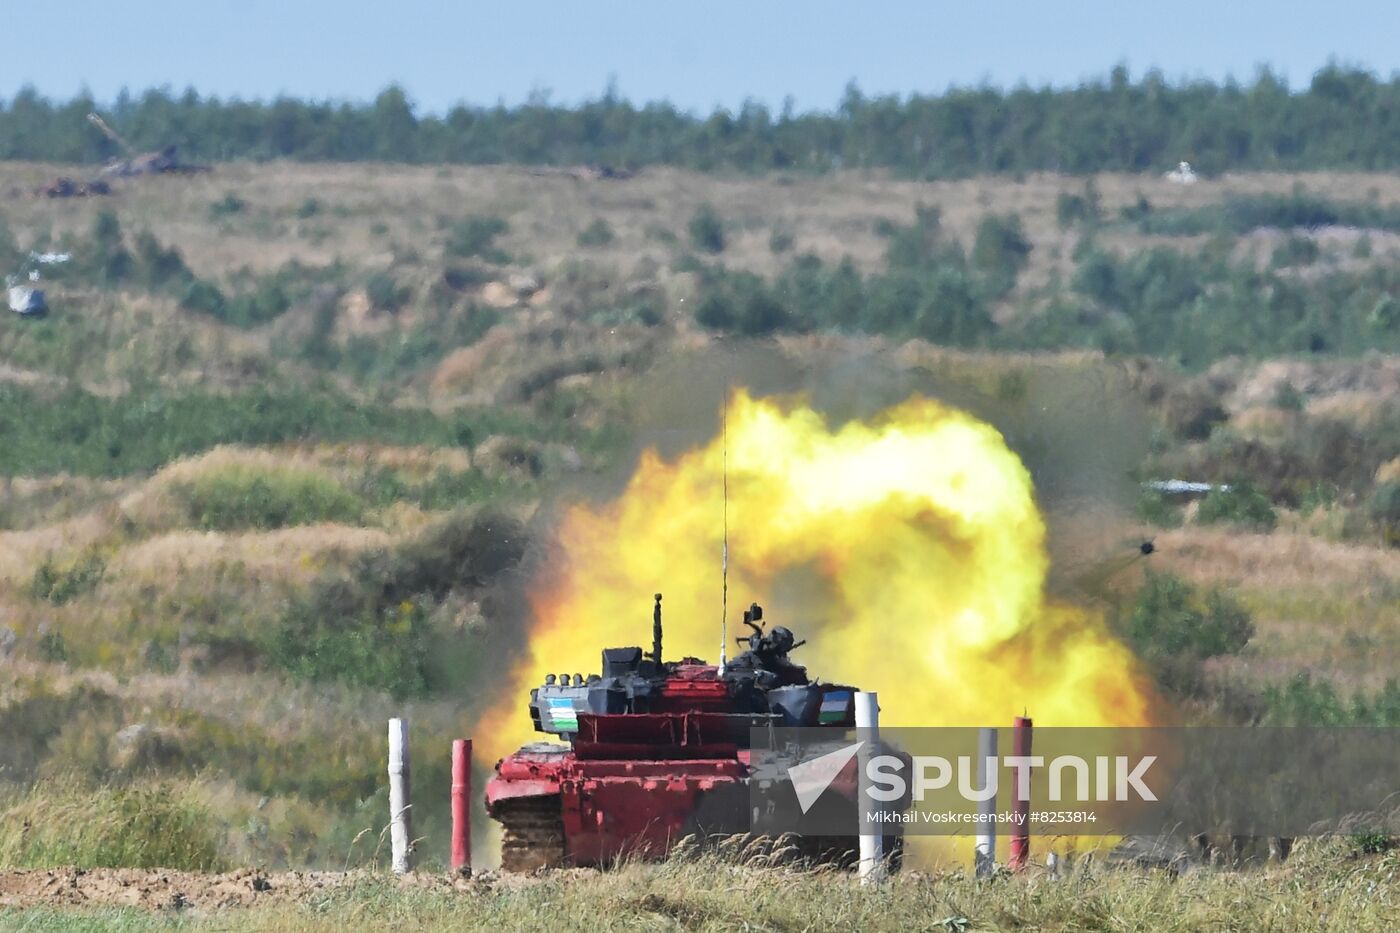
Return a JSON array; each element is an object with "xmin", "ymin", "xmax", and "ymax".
[{"xmin": 479, "ymin": 390, "xmax": 1156, "ymax": 764}]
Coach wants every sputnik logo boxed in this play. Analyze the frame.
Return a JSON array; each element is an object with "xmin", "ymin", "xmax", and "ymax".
[{"xmin": 788, "ymin": 741, "xmax": 864, "ymax": 814}]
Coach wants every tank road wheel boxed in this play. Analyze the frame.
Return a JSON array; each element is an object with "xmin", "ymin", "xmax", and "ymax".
[{"xmin": 495, "ymin": 795, "xmax": 566, "ymax": 872}]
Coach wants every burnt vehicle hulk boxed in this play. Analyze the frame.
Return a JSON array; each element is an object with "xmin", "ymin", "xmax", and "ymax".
[{"xmin": 486, "ymin": 595, "xmax": 905, "ymax": 871}]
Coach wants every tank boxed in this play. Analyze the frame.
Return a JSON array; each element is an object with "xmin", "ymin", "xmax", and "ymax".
[{"xmin": 486, "ymin": 595, "xmax": 907, "ymax": 871}]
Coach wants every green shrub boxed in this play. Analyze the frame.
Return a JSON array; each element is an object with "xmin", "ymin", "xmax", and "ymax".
[
  {"xmin": 220, "ymin": 278, "xmax": 291, "ymax": 328},
  {"xmin": 688, "ymin": 205, "xmax": 726, "ymax": 253},
  {"xmin": 209, "ymin": 192, "xmax": 247, "ymax": 219},
  {"xmin": 880, "ymin": 204, "xmax": 949, "ymax": 268},
  {"xmin": 1055, "ymin": 183, "xmax": 1101, "ymax": 228},
  {"xmin": 296, "ymin": 197, "xmax": 322, "ymax": 218},
  {"xmin": 1137, "ymin": 192, "xmax": 1400, "ymax": 237},
  {"xmin": 1262, "ymin": 674, "xmax": 1400, "ymax": 726},
  {"xmin": 177, "ymin": 465, "xmax": 364, "ymax": 531},
  {"xmin": 37, "ymin": 631, "xmax": 69, "ymax": 663},
  {"xmin": 445, "ymin": 215, "xmax": 509, "ymax": 263},
  {"xmin": 768, "ymin": 230, "xmax": 794, "ymax": 253},
  {"xmin": 29, "ymin": 552, "xmax": 106, "ymax": 604},
  {"xmin": 694, "ymin": 270, "xmax": 786, "ymax": 335},
  {"xmin": 1369, "ymin": 481, "xmax": 1400, "ymax": 546},
  {"xmin": 271, "ymin": 599, "xmax": 435, "ymax": 698},
  {"xmin": 1272, "ymin": 381, "xmax": 1306, "ymax": 411},
  {"xmin": 1135, "ymin": 488, "xmax": 1182, "ymax": 528},
  {"xmin": 972, "ymin": 212, "xmax": 1032, "ymax": 292},
  {"xmin": 1125, "ymin": 571, "xmax": 1254, "ymax": 662},
  {"xmin": 1271, "ymin": 235, "xmax": 1320, "ymax": 268},
  {"xmin": 132, "ymin": 231, "xmax": 192, "ymax": 288},
  {"xmin": 179, "ymin": 278, "xmax": 226, "ymax": 317},
  {"xmin": 576, "ymin": 218, "xmax": 616, "ymax": 248},
  {"xmin": 366, "ymin": 271, "xmax": 409, "ymax": 312},
  {"xmin": 1353, "ymin": 831, "xmax": 1396, "ymax": 854},
  {"xmin": 1196, "ymin": 480, "xmax": 1278, "ymax": 531}
]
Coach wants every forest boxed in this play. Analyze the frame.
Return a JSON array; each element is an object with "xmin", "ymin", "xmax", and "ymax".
[{"xmin": 4, "ymin": 65, "xmax": 1400, "ymax": 175}]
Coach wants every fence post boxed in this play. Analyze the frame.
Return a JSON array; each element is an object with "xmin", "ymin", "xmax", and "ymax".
[
  {"xmin": 854, "ymin": 691, "xmax": 886, "ymax": 884},
  {"xmin": 451, "ymin": 739, "xmax": 472, "ymax": 874},
  {"xmin": 1009, "ymin": 715, "xmax": 1032, "ymax": 872},
  {"xmin": 975, "ymin": 726, "xmax": 997, "ymax": 878},
  {"xmin": 389, "ymin": 718, "xmax": 413, "ymax": 874}
]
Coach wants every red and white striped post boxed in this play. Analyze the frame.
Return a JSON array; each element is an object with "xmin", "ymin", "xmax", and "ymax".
[
  {"xmin": 451, "ymin": 739, "xmax": 472, "ymax": 874},
  {"xmin": 1009, "ymin": 716, "xmax": 1032, "ymax": 872}
]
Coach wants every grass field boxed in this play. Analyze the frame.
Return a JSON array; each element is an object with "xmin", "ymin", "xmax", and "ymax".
[
  {"xmin": 1, "ymin": 159, "xmax": 1398, "ymax": 904},
  {"xmin": 0, "ymin": 839, "xmax": 1397, "ymax": 930}
]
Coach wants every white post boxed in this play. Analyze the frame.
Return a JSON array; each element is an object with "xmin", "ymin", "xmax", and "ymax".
[
  {"xmin": 975, "ymin": 726, "xmax": 997, "ymax": 878},
  {"xmin": 854, "ymin": 691, "xmax": 885, "ymax": 884},
  {"xmin": 388, "ymin": 718, "xmax": 413, "ymax": 874}
]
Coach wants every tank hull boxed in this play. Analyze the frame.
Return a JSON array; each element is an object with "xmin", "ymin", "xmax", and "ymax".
[{"xmin": 486, "ymin": 730, "xmax": 898, "ymax": 870}]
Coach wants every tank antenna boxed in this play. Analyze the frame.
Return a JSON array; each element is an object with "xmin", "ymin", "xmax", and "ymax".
[{"xmin": 718, "ymin": 397, "xmax": 730, "ymax": 676}]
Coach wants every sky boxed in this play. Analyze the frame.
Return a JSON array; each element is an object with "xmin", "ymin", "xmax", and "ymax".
[{"xmin": 2, "ymin": 0, "xmax": 1396, "ymax": 114}]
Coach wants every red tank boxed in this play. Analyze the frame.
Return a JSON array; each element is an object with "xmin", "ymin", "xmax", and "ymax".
[{"xmin": 486, "ymin": 596, "xmax": 901, "ymax": 871}]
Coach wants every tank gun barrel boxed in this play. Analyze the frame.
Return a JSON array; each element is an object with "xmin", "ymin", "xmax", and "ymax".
[
  {"xmin": 651, "ymin": 593, "xmax": 663, "ymax": 664},
  {"xmin": 87, "ymin": 112, "xmax": 138, "ymax": 158}
]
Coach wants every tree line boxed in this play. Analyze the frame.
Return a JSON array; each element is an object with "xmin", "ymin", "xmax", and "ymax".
[{"xmin": 4, "ymin": 65, "xmax": 1400, "ymax": 175}]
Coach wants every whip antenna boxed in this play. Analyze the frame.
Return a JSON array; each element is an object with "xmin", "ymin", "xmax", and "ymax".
[{"xmin": 719, "ymin": 399, "xmax": 729, "ymax": 675}]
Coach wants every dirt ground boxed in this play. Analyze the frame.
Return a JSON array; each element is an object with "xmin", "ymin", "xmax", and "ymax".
[{"xmin": 0, "ymin": 867, "xmax": 488, "ymax": 911}]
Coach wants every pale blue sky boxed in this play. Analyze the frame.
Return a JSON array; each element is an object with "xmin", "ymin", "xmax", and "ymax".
[{"xmin": 2, "ymin": 0, "xmax": 1396, "ymax": 113}]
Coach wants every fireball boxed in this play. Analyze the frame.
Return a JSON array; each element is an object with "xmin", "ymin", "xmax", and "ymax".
[{"xmin": 479, "ymin": 390, "xmax": 1156, "ymax": 764}]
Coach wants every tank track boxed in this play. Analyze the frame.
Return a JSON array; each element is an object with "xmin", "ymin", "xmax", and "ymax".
[{"xmin": 495, "ymin": 795, "xmax": 566, "ymax": 872}]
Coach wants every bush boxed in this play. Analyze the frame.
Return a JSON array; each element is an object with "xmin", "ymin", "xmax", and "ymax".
[
  {"xmin": 221, "ymin": 278, "xmax": 292, "ymax": 328},
  {"xmin": 1055, "ymin": 183, "xmax": 1101, "ymax": 228},
  {"xmin": 1197, "ymin": 480, "xmax": 1278, "ymax": 531},
  {"xmin": 694, "ymin": 270, "xmax": 787, "ymax": 335},
  {"xmin": 366, "ymin": 271, "xmax": 409, "ymax": 312},
  {"xmin": 576, "ymin": 218, "xmax": 615, "ymax": 248},
  {"xmin": 296, "ymin": 197, "xmax": 322, "ymax": 218},
  {"xmin": 1135, "ymin": 488, "xmax": 1182, "ymax": 528},
  {"xmin": 209, "ymin": 192, "xmax": 247, "ymax": 219},
  {"xmin": 1263, "ymin": 674, "xmax": 1400, "ymax": 725},
  {"xmin": 1125, "ymin": 571, "xmax": 1254, "ymax": 661},
  {"xmin": 1271, "ymin": 235, "xmax": 1320, "ymax": 268},
  {"xmin": 971, "ymin": 213, "xmax": 1032, "ymax": 293},
  {"xmin": 1121, "ymin": 571, "xmax": 1253, "ymax": 695},
  {"xmin": 177, "ymin": 465, "xmax": 364, "ymax": 531},
  {"xmin": 29, "ymin": 552, "xmax": 106, "ymax": 604},
  {"xmin": 1272, "ymin": 381, "xmax": 1306, "ymax": 411},
  {"xmin": 688, "ymin": 205, "xmax": 726, "ymax": 253},
  {"xmin": 445, "ymin": 215, "xmax": 509, "ymax": 263},
  {"xmin": 271, "ymin": 599, "xmax": 435, "ymax": 698},
  {"xmin": 1369, "ymin": 481, "xmax": 1400, "ymax": 546},
  {"xmin": 132, "ymin": 231, "xmax": 192, "ymax": 288},
  {"xmin": 768, "ymin": 230, "xmax": 794, "ymax": 253},
  {"xmin": 179, "ymin": 279, "xmax": 227, "ymax": 317}
]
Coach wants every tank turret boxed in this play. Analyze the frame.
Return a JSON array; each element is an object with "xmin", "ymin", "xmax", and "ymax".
[{"xmin": 486, "ymin": 594, "xmax": 900, "ymax": 871}]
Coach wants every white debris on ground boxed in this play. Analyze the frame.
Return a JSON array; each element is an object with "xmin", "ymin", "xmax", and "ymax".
[
  {"xmin": 1145, "ymin": 479, "xmax": 1229, "ymax": 498},
  {"xmin": 7, "ymin": 285, "xmax": 47, "ymax": 315},
  {"xmin": 1164, "ymin": 161, "xmax": 1198, "ymax": 184}
]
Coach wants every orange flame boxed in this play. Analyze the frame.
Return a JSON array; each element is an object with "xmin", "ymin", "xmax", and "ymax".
[{"xmin": 479, "ymin": 391, "xmax": 1155, "ymax": 762}]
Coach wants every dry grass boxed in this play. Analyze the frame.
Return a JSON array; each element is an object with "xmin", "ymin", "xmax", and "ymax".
[
  {"xmin": 8, "ymin": 161, "xmax": 1400, "ymax": 314},
  {"xmin": 0, "ymin": 841, "xmax": 1397, "ymax": 930}
]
